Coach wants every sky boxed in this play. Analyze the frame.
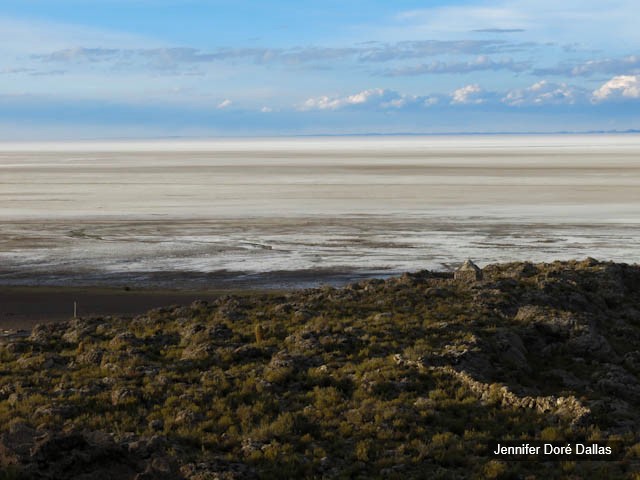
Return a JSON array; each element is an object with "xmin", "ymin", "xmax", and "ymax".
[{"xmin": 1, "ymin": 0, "xmax": 640, "ymax": 138}]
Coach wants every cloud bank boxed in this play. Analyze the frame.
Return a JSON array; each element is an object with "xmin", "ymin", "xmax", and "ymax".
[
  {"xmin": 383, "ymin": 55, "xmax": 528, "ymax": 76},
  {"xmin": 300, "ymin": 88, "xmax": 438, "ymax": 111}
]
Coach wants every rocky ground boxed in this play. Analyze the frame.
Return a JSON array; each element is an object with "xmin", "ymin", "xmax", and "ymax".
[{"xmin": 1, "ymin": 259, "xmax": 640, "ymax": 479}]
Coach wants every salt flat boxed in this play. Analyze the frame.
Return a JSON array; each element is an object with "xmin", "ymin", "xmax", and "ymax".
[{"xmin": 1, "ymin": 135, "xmax": 639, "ymax": 287}]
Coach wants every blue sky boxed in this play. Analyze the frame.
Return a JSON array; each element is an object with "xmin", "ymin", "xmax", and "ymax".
[{"xmin": 1, "ymin": 0, "xmax": 640, "ymax": 138}]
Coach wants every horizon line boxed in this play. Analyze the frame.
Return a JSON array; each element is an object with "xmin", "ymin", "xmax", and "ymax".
[{"xmin": 1, "ymin": 129, "xmax": 640, "ymax": 143}]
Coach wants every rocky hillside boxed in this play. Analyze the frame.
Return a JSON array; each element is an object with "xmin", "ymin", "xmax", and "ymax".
[{"xmin": 1, "ymin": 259, "xmax": 640, "ymax": 479}]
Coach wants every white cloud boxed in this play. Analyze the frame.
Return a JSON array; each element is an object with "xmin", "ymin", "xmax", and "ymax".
[
  {"xmin": 260, "ymin": 106, "xmax": 273, "ymax": 113},
  {"xmin": 299, "ymin": 88, "xmax": 438, "ymax": 111},
  {"xmin": 451, "ymin": 84, "xmax": 485, "ymax": 104},
  {"xmin": 301, "ymin": 95, "xmax": 336, "ymax": 110},
  {"xmin": 502, "ymin": 80, "xmax": 582, "ymax": 106},
  {"xmin": 592, "ymin": 75, "xmax": 640, "ymax": 102},
  {"xmin": 217, "ymin": 99, "xmax": 233, "ymax": 109},
  {"xmin": 347, "ymin": 88, "xmax": 383, "ymax": 105},
  {"xmin": 301, "ymin": 88, "xmax": 385, "ymax": 110}
]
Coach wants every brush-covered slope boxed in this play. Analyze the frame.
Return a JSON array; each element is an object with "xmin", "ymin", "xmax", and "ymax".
[{"xmin": 1, "ymin": 259, "xmax": 640, "ymax": 479}]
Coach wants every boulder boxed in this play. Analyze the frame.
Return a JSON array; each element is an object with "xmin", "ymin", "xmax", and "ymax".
[{"xmin": 454, "ymin": 259, "xmax": 483, "ymax": 282}]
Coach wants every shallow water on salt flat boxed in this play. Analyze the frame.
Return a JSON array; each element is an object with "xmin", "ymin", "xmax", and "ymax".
[{"xmin": 1, "ymin": 135, "xmax": 639, "ymax": 287}]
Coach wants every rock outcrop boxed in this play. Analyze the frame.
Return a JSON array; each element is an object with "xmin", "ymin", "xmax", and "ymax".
[{"xmin": 454, "ymin": 259, "xmax": 483, "ymax": 282}]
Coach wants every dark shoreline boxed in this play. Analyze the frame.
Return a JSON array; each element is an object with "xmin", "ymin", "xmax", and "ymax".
[
  {"xmin": 0, "ymin": 269, "xmax": 394, "ymax": 329},
  {"xmin": 0, "ymin": 267, "xmax": 394, "ymax": 289},
  {"xmin": 0, "ymin": 286, "xmax": 218, "ymax": 330},
  {"xmin": 0, "ymin": 285, "xmax": 294, "ymax": 330}
]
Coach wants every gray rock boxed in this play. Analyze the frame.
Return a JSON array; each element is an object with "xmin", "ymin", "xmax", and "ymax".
[{"xmin": 454, "ymin": 259, "xmax": 483, "ymax": 282}]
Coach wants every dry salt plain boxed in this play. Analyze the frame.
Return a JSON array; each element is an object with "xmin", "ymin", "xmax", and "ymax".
[{"xmin": 1, "ymin": 135, "xmax": 640, "ymax": 288}]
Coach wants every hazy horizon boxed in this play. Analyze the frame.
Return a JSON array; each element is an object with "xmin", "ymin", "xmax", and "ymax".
[{"xmin": 1, "ymin": 132, "xmax": 640, "ymax": 151}]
